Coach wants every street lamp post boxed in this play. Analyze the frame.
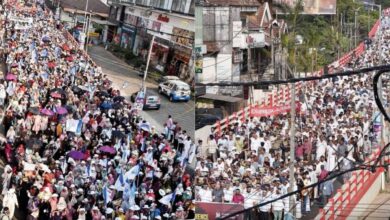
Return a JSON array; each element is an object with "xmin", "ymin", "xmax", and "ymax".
[
  {"xmin": 82, "ymin": 0, "xmax": 89, "ymax": 34},
  {"xmin": 141, "ymin": 35, "xmax": 155, "ymax": 90},
  {"xmin": 85, "ymin": 12, "xmax": 92, "ymax": 53}
]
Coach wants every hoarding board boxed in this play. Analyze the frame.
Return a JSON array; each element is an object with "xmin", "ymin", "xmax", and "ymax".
[{"xmin": 274, "ymin": 0, "xmax": 337, "ymax": 15}]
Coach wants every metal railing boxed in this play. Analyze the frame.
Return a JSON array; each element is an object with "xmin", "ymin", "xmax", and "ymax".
[{"xmin": 315, "ymin": 149, "xmax": 386, "ymax": 220}]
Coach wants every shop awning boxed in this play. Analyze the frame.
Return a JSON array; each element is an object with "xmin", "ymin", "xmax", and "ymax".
[{"xmin": 199, "ymin": 94, "xmax": 243, "ymax": 103}]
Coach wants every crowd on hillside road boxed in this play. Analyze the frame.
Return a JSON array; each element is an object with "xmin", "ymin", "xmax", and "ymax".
[
  {"xmin": 195, "ymin": 12, "xmax": 390, "ymax": 220},
  {"xmin": 0, "ymin": 1, "xmax": 196, "ymax": 220}
]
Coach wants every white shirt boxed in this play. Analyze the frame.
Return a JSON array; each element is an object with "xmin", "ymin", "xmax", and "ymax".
[
  {"xmin": 259, "ymin": 193, "xmax": 271, "ymax": 212},
  {"xmin": 244, "ymin": 190, "xmax": 258, "ymax": 209},
  {"xmin": 199, "ymin": 188, "xmax": 212, "ymax": 202},
  {"xmin": 250, "ymin": 137, "xmax": 261, "ymax": 154},
  {"xmin": 271, "ymin": 193, "xmax": 284, "ymax": 211},
  {"xmin": 316, "ymin": 140, "xmax": 327, "ymax": 160},
  {"xmin": 224, "ymin": 187, "xmax": 234, "ymax": 202}
]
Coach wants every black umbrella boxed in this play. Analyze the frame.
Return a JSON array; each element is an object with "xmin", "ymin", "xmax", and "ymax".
[
  {"xmin": 28, "ymin": 107, "xmax": 40, "ymax": 115},
  {"xmin": 96, "ymin": 91, "xmax": 110, "ymax": 97},
  {"xmin": 112, "ymin": 130, "xmax": 126, "ymax": 139},
  {"xmin": 72, "ymin": 86, "xmax": 82, "ymax": 93},
  {"xmin": 26, "ymin": 138, "xmax": 43, "ymax": 149},
  {"xmin": 113, "ymin": 96, "xmax": 125, "ymax": 102},
  {"xmin": 50, "ymin": 88, "xmax": 65, "ymax": 94},
  {"xmin": 112, "ymin": 103, "xmax": 124, "ymax": 109},
  {"xmin": 64, "ymin": 105, "xmax": 75, "ymax": 113}
]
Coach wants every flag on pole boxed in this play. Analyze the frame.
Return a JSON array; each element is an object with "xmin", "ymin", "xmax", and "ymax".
[
  {"xmin": 129, "ymin": 181, "xmax": 137, "ymax": 206},
  {"xmin": 114, "ymin": 173, "xmax": 125, "ymax": 191},
  {"xmin": 124, "ymin": 164, "xmax": 140, "ymax": 181},
  {"xmin": 102, "ymin": 185, "xmax": 112, "ymax": 206}
]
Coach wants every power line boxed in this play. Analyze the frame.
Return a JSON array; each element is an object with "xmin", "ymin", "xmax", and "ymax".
[{"xmin": 196, "ymin": 64, "xmax": 390, "ymax": 86}]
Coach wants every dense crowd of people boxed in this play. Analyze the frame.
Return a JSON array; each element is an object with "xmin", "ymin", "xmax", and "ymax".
[
  {"xmin": 195, "ymin": 11, "xmax": 390, "ymax": 220},
  {"xmin": 0, "ymin": 1, "xmax": 195, "ymax": 220}
]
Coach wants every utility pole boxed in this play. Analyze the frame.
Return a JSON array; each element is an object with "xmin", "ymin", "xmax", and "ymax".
[
  {"xmin": 85, "ymin": 12, "xmax": 92, "ymax": 53},
  {"xmin": 194, "ymin": 0, "xmax": 203, "ymax": 83},
  {"xmin": 82, "ymin": 0, "xmax": 89, "ymax": 33},
  {"xmin": 141, "ymin": 35, "xmax": 155, "ymax": 90}
]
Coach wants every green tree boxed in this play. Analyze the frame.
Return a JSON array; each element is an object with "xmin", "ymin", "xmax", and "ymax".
[{"xmin": 272, "ymin": 0, "xmax": 380, "ymax": 73}]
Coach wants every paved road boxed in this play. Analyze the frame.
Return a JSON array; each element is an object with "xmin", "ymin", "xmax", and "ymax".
[{"xmin": 87, "ymin": 46, "xmax": 195, "ymax": 138}]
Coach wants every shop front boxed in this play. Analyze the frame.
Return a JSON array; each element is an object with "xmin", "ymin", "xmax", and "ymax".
[
  {"xmin": 120, "ymin": 25, "xmax": 136, "ymax": 50},
  {"xmin": 150, "ymin": 40, "xmax": 170, "ymax": 72},
  {"xmin": 166, "ymin": 45, "xmax": 192, "ymax": 78},
  {"xmin": 166, "ymin": 27, "xmax": 194, "ymax": 79}
]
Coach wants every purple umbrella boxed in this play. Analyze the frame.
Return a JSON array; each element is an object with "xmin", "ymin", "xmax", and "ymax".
[
  {"xmin": 68, "ymin": 151, "xmax": 86, "ymax": 160},
  {"xmin": 56, "ymin": 106, "xmax": 68, "ymax": 115},
  {"xmin": 41, "ymin": 108, "xmax": 54, "ymax": 116},
  {"xmin": 99, "ymin": 146, "xmax": 116, "ymax": 154},
  {"xmin": 5, "ymin": 73, "xmax": 16, "ymax": 81}
]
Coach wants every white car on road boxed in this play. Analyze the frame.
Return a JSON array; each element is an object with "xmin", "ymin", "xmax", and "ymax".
[{"xmin": 158, "ymin": 79, "xmax": 191, "ymax": 102}]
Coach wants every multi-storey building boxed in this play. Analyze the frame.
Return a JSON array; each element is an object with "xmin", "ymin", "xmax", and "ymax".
[{"xmin": 107, "ymin": 0, "xmax": 195, "ymax": 82}]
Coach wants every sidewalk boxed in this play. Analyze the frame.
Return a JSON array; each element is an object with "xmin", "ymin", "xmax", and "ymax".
[{"xmin": 357, "ymin": 190, "xmax": 390, "ymax": 219}]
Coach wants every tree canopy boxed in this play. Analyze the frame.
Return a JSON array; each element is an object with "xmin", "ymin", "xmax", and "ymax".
[{"xmin": 272, "ymin": 0, "xmax": 380, "ymax": 73}]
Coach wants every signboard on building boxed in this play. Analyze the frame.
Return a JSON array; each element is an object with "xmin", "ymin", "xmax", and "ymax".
[
  {"xmin": 171, "ymin": 27, "xmax": 194, "ymax": 48},
  {"xmin": 195, "ymin": 58, "xmax": 203, "ymax": 74},
  {"xmin": 157, "ymin": 14, "xmax": 170, "ymax": 22},
  {"xmin": 274, "ymin": 0, "xmax": 337, "ymax": 15},
  {"xmin": 195, "ymin": 45, "xmax": 205, "ymax": 74},
  {"xmin": 247, "ymin": 32, "xmax": 265, "ymax": 48}
]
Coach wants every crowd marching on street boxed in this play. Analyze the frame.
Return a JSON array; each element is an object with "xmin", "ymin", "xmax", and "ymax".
[
  {"xmin": 195, "ymin": 10, "xmax": 390, "ymax": 220},
  {"xmin": 0, "ymin": 0, "xmax": 196, "ymax": 220}
]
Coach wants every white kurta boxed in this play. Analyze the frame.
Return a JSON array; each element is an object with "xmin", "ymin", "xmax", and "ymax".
[
  {"xmin": 1, "ymin": 166, "xmax": 12, "ymax": 195},
  {"xmin": 326, "ymin": 144, "xmax": 337, "ymax": 171},
  {"xmin": 2, "ymin": 190, "xmax": 18, "ymax": 219}
]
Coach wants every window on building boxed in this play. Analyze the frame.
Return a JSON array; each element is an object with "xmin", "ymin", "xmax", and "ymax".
[
  {"xmin": 215, "ymin": 9, "xmax": 229, "ymax": 41},
  {"xmin": 109, "ymin": 6, "xmax": 117, "ymax": 20},
  {"xmin": 136, "ymin": 0, "xmax": 149, "ymax": 6},
  {"xmin": 188, "ymin": 0, "xmax": 195, "ymax": 15},
  {"xmin": 150, "ymin": 0, "xmax": 168, "ymax": 9},
  {"xmin": 233, "ymin": 50, "xmax": 243, "ymax": 63},
  {"xmin": 171, "ymin": 0, "xmax": 188, "ymax": 14},
  {"xmin": 203, "ymin": 9, "xmax": 215, "ymax": 41},
  {"xmin": 116, "ymin": 7, "xmax": 121, "ymax": 21},
  {"xmin": 124, "ymin": 14, "xmax": 138, "ymax": 25}
]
